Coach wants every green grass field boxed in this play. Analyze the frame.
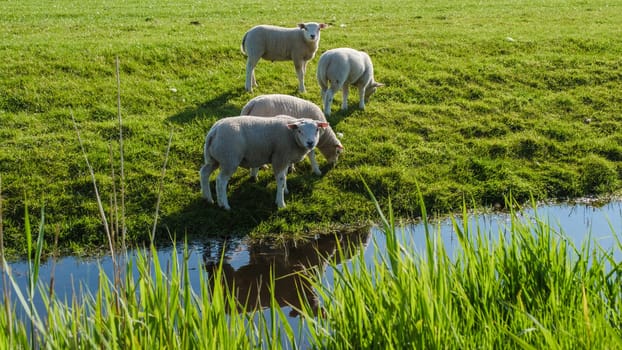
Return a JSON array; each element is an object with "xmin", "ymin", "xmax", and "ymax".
[{"xmin": 1, "ymin": 0, "xmax": 621, "ymax": 253}]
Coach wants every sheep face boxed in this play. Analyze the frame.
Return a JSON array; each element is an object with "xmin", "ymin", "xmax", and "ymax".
[
  {"xmin": 364, "ymin": 82, "xmax": 385, "ymax": 103},
  {"xmin": 325, "ymin": 144, "xmax": 344, "ymax": 164},
  {"xmin": 298, "ymin": 22, "xmax": 327, "ymax": 43},
  {"xmin": 288, "ymin": 119, "xmax": 329, "ymax": 151}
]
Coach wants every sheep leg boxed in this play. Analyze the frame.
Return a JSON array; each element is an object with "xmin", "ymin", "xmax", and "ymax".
[
  {"xmin": 318, "ymin": 78, "xmax": 328, "ymax": 107},
  {"xmin": 199, "ymin": 160, "xmax": 218, "ymax": 204},
  {"xmin": 294, "ymin": 60, "xmax": 306, "ymax": 93},
  {"xmin": 308, "ymin": 150, "xmax": 322, "ymax": 175},
  {"xmin": 358, "ymin": 87, "xmax": 366, "ymax": 110},
  {"xmin": 341, "ymin": 85, "xmax": 349, "ymax": 111},
  {"xmin": 274, "ymin": 167, "xmax": 288, "ymax": 208},
  {"xmin": 320, "ymin": 87, "xmax": 327, "ymax": 106},
  {"xmin": 323, "ymin": 88, "xmax": 335, "ymax": 117},
  {"xmin": 215, "ymin": 168, "xmax": 235, "ymax": 210},
  {"xmin": 245, "ymin": 57, "xmax": 260, "ymax": 92},
  {"xmin": 249, "ymin": 167, "xmax": 259, "ymax": 182},
  {"xmin": 251, "ymin": 70, "xmax": 257, "ymax": 88}
]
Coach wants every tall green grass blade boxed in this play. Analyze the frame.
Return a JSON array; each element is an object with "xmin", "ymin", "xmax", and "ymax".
[
  {"xmin": 32, "ymin": 205, "xmax": 45, "ymax": 295},
  {"xmin": 1, "ymin": 257, "xmax": 46, "ymax": 341},
  {"xmin": 24, "ymin": 197, "xmax": 31, "ymax": 262},
  {"xmin": 361, "ymin": 175, "xmax": 401, "ymax": 277},
  {"xmin": 151, "ymin": 130, "xmax": 174, "ymax": 244},
  {"xmin": 503, "ymin": 327, "xmax": 540, "ymax": 350},
  {"xmin": 115, "ymin": 56, "xmax": 127, "ymax": 248}
]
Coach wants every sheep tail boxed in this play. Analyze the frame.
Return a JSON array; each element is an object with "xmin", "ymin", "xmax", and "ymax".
[
  {"xmin": 317, "ymin": 58, "xmax": 327, "ymax": 83},
  {"xmin": 204, "ymin": 128, "xmax": 217, "ymax": 163},
  {"xmin": 241, "ymin": 32, "xmax": 248, "ymax": 55},
  {"xmin": 240, "ymin": 99, "xmax": 255, "ymax": 115}
]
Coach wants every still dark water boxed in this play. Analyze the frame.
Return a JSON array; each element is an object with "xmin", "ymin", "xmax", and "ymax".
[{"xmin": 2, "ymin": 200, "xmax": 621, "ymax": 346}]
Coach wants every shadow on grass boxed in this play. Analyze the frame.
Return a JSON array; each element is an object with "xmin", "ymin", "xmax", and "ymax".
[
  {"xmin": 159, "ymin": 176, "xmax": 276, "ymax": 238},
  {"xmin": 167, "ymin": 88, "xmax": 246, "ymax": 124},
  {"xmin": 166, "ymin": 87, "xmax": 358, "ymax": 133},
  {"xmin": 325, "ymin": 106, "xmax": 359, "ymax": 128},
  {"xmin": 158, "ymin": 160, "xmax": 337, "ymax": 241}
]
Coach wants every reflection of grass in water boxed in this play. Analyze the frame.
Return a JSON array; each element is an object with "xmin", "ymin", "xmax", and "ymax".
[{"xmin": 1, "ymin": 188, "xmax": 621, "ymax": 348}]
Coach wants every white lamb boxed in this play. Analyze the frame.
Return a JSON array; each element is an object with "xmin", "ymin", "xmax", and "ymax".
[
  {"xmin": 316, "ymin": 47, "xmax": 384, "ymax": 116},
  {"xmin": 199, "ymin": 115, "xmax": 329, "ymax": 210},
  {"xmin": 241, "ymin": 22, "xmax": 327, "ymax": 93},
  {"xmin": 240, "ymin": 94, "xmax": 344, "ymax": 176}
]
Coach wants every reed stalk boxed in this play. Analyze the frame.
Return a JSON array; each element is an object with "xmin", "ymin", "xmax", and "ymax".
[
  {"xmin": 0, "ymin": 175, "xmax": 12, "ymax": 344},
  {"xmin": 115, "ymin": 56, "xmax": 127, "ymax": 252},
  {"xmin": 151, "ymin": 130, "xmax": 174, "ymax": 244},
  {"xmin": 71, "ymin": 111, "xmax": 121, "ymax": 313}
]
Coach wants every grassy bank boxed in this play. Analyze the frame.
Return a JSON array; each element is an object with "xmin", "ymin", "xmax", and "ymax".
[
  {"xmin": 1, "ymin": 196, "xmax": 620, "ymax": 348},
  {"xmin": 1, "ymin": 0, "xmax": 621, "ymax": 252}
]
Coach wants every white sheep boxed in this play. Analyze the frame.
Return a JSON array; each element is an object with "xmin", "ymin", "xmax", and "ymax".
[
  {"xmin": 241, "ymin": 22, "xmax": 327, "ymax": 93},
  {"xmin": 240, "ymin": 94, "xmax": 344, "ymax": 176},
  {"xmin": 199, "ymin": 115, "xmax": 329, "ymax": 210},
  {"xmin": 316, "ymin": 47, "xmax": 384, "ymax": 116}
]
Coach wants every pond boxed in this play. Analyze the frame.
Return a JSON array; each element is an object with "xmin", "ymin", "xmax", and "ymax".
[{"xmin": 1, "ymin": 200, "xmax": 621, "ymax": 346}]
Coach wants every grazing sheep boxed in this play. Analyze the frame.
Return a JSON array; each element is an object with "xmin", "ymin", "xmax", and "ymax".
[
  {"xmin": 199, "ymin": 115, "xmax": 329, "ymax": 210},
  {"xmin": 241, "ymin": 22, "xmax": 327, "ymax": 93},
  {"xmin": 241, "ymin": 94, "xmax": 344, "ymax": 176},
  {"xmin": 316, "ymin": 47, "xmax": 384, "ymax": 116}
]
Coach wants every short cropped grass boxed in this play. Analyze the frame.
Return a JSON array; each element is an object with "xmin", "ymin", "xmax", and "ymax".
[{"xmin": 1, "ymin": 0, "xmax": 622, "ymax": 253}]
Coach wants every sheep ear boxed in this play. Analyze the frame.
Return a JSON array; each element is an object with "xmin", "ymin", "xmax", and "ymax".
[
  {"xmin": 373, "ymin": 82, "xmax": 385, "ymax": 87},
  {"xmin": 287, "ymin": 123, "xmax": 299, "ymax": 129},
  {"xmin": 320, "ymin": 23, "xmax": 328, "ymax": 29},
  {"xmin": 317, "ymin": 122, "xmax": 329, "ymax": 129},
  {"xmin": 337, "ymin": 144, "xmax": 344, "ymax": 150},
  {"xmin": 298, "ymin": 23, "xmax": 306, "ymax": 29}
]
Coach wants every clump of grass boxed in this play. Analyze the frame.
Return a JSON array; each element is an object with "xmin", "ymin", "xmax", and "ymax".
[
  {"xmin": 579, "ymin": 154, "xmax": 618, "ymax": 195},
  {"xmin": 304, "ymin": 189, "xmax": 622, "ymax": 348}
]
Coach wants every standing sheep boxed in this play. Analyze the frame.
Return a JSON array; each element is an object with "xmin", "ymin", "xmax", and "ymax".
[
  {"xmin": 316, "ymin": 47, "xmax": 384, "ymax": 116},
  {"xmin": 241, "ymin": 94, "xmax": 344, "ymax": 176},
  {"xmin": 199, "ymin": 115, "xmax": 329, "ymax": 210},
  {"xmin": 241, "ymin": 22, "xmax": 327, "ymax": 93}
]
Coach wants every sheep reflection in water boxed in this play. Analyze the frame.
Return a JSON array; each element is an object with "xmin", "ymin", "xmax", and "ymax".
[{"xmin": 203, "ymin": 231, "xmax": 369, "ymax": 317}]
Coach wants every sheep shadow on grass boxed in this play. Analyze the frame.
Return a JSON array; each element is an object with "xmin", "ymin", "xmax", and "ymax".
[
  {"xmin": 324, "ymin": 106, "xmax": 359, "ymax": 129},
  {"xmin": 158, "ymin": 177, "xmax": 276, "ymax": 239},
  {"xmin": 167, "ymin": 88, "xmax": 246, "ymax": 124},
  {"xmin": 157, "ymin": 160, "xmax": 332, "ymax": 241}
]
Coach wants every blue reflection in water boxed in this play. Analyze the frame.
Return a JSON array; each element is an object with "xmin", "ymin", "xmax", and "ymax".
[
  {"xmin": 1, "ymin": 201, "xmax": 620, "ymax": 346},
  {"xmin": 370, "ymin": 200, "xmax": 622, "ymax": 262}
]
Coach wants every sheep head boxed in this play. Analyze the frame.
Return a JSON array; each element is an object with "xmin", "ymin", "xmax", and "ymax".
[
  {"xmin": 364, "ymin": 82, "xmax": 385, "ymax": 103},
  {"xmin": 298, "ymin": 22, "xmax": 327, "ymax": 42},
  {"xmin": 288, "ymin": 119, "xmax": 329, "ymax": 150}
]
